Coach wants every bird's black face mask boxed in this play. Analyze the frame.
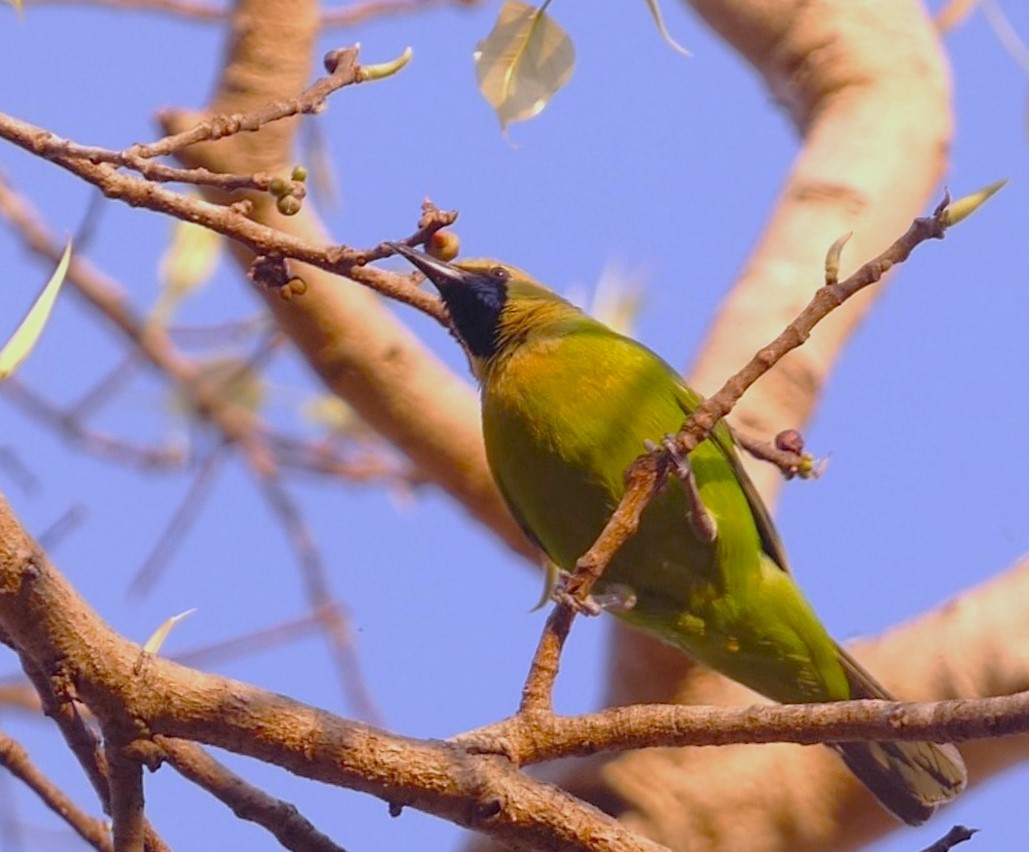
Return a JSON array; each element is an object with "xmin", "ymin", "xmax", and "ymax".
[{"xmin": 388, "ymin": 243, "xmax": 509, "ymax": 359}]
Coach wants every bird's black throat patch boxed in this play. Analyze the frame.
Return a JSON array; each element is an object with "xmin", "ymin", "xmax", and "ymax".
[{"xmin": 437, "ymin": 274, "xmax": 508, "ymax": 360}]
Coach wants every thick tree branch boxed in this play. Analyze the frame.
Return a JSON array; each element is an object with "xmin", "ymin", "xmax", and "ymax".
[{"xmin": 2, "ymin": 488, "xmax": 1026, "ymax": 852}]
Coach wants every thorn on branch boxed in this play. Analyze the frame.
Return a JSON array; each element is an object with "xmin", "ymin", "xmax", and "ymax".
[{"xmin": 824, "ymin": 231, "xmax": 852, "ymax": 286}]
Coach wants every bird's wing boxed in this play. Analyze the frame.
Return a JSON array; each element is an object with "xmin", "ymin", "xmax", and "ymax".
[
  {"xmin": 492, "ymin": 472, "xmax": 549, "ymax": 555},
  {"xmin": 673, "ymin": 385, "xmax": 792, "ymax": 574}
]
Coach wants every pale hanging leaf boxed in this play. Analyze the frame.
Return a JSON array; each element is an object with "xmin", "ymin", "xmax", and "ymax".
[
  {"xmin": 643, "ymin": 0, "xmax": 690, "ymax": 56},
  {"xmin": 0, "ymin": 241, "xmax": 71, "ymax": 380},
  {"xmin": 302, "ymin": 394, "xmax": 375, "ymax": 440},
  {"xmin": 152, "ymin": 217, "xmax": 223, "ymax": 327},
  {"xmin": 142, "ymin": 608, "xmax": 197, "ymax": 656},
  {"xmin": 589, "ymin": 262, "xmax": 647, "ymax": 336},
  {"xmin": 302, "ymin": 120, "xmax": 340, "ymax": 209},
  {"xmin": 566, "ymin": 262, "xmax": 647, "ymax": 336},
  {"xmin": 302, "ymin": 394, "xmax": 354, "ymax": 432},
  {"xmin": 171, "ymin": 357, "xmax": 266, "ymax": 420},
  {"xmin": 474, "ymin": 0, "xmax": 575, "ymax": 130}
]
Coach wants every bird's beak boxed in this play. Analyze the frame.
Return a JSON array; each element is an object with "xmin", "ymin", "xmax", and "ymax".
[{"xmin": 386, "ymin": 242, "xmax": 471, "ymax": 292}]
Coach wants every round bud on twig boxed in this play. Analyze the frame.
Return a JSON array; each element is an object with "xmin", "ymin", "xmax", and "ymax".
[
  {"xmin": 774, "ymin": 429, "xmax": 805, "ymax": 455},
  {"xmin": 277, "ymin": 195, "xmax": 301, "ymax": 216},
  {"xmin": 428, "ymin": 230, "xmax": 460, "ymax": 262}
]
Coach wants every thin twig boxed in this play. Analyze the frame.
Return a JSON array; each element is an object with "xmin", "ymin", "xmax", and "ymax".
[
  {"xmin": 0, "ymin": 114, "xmax": 454, "ymax": 322},
  {"xmin": 459, "ymin": 690, "xmax": 1029, "ymax": 766},
  {"xmin": 2, "ymin": 380, "xmax": 186, "ymax": 471},
  {"xmin": 172, "ymin": 607, "xmax": 346, "ymax": 669},
  {"xmin": 919, "ymin": 825, "xmax": 979, "ymax": 852},
  {"xmin": 0, "ymin": 729, "xmax": 113, "ymax": 851},
  {"xmin": 36, "ymin": 504, "xmax": 88, "ymax": 551},
  {"xmin": 254, "ymin": 473, "xmax": 382, "ymax": 724},
  {"xmin": 128, "ymin": 446, "xmax": 228, "ymax": 598},
  {"xmin": 732, "ymin": 425, "xmax": 819, "ymax": 479},
  {"xmin": 104, "ymin": 741, "xmax": 145, "ymax": 852},
  {"xmin": 157, "ymin": 737, "xmax": 348, "ymax": 852},
  {"xmin": 66, "ymin": 354, "xmax": 144, "ymax": 422},
  {"xmin": 17, "ymin": 661, "xmax": 170, "ymax": 852},
  {"xmin": 24, "ymin": 47, "xmax": 361, "ymax": 167}
]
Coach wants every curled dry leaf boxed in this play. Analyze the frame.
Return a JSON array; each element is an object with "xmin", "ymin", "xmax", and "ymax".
[
  {"xmin": 474, "ymin": 0, "xmax": 575, "ymax": 131},
  {"xmin": 643, "ymin": 0, "xmax": 691, "ymax": 56},
  {"xmin": 153, "ymin": 217, "xmax": 223, "ymax": 327},
  {"xmin": 171, "ymin": 357, "xmax": 266, "ymax": 421}
]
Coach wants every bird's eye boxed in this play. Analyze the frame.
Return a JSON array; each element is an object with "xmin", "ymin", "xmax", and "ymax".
[{"xmin": 490, "ymin": 266, "xmax": 509, "ymax": 282}]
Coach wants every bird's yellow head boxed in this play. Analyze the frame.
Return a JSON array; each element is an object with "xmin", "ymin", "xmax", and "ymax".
[{"xmin": 389, "ymin": 243, "xmax": 580, "ymax": 370}]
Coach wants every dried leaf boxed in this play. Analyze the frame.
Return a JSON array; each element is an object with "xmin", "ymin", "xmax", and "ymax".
[
  {"xmin": 302, "ymin": 120, "xmax": 340, "ymax": 210},
  {"xmin": 642, "ymin": 0, "xmax": 690, "ymax": 56},
  {"xmin": 302, "ymin": 394, "xmax": 375, "ymax": 440},
  {"xmin": 171, "ymin": 357, "xmax": 266, "ymax": 420},
  {"xmin": 474, "ymin": 0, "xmax": 575, "ymax": 130},
  {"xmin": 0, "ymin": 241, "xmax": 71, "ymax": 380},
  {"xmin": 589, "ymin": 262, "xmax": 647, "ymax": 336},
  {"xmin": 152, "ymin": 217, "xmax": 223, "ymax": 326}
]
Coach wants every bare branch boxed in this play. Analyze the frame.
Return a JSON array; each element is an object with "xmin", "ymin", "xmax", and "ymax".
[
  {"xmin": 254, "ymin": 473, "xmax": 382, "ymax": 723},
  {"xmin": 1, "ymin": 494, "xmax": 1024, "ymax": 852},
  {"xmin": 0, "ymin": 729, "xmax": 113, "ymax": 851},
  {"xmin": 157, "ymin": 737, "xmax": 347, "ymax": 852},
  {"xmin": 919, "ymin": 824, "xmax": 979, "ymax": 852},
  {"xmin": 460, "ymin": 692, "xmax": 1029, "ymax": 766},
  {"xmin": 105, "ymin": 741, "xmax": 145, "ymax": 852},
  {"xmin": 128, "ymin": 448, "xmax": 228, "ymax": 597}
]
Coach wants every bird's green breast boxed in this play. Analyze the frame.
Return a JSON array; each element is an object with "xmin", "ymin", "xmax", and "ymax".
[{"xmin": 480, "ymin": 323, "xmax": 849, "ymax": 703}]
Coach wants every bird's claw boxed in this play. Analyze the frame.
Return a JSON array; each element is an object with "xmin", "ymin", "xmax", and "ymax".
[
  {"xmin": 550, "ymin": 573, "xmax": 637, "ymax": 615},
  {"xmin": 655, "ymin": 434, "xmax": 718, "ymax": 544}
]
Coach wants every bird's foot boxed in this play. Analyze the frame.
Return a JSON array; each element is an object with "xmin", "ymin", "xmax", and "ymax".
[
  {"xmin": 551, "ymin": 573, "xmax": 637, "ymax": 616},
  {"xmin": 658, "ymin": 435, "xmax": 718, "ymax": 544}
]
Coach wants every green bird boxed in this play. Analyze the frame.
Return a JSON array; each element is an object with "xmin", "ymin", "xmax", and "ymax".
[{"xmin": 390, "ymin": 243, "xmax": 966, "ymax": 825}]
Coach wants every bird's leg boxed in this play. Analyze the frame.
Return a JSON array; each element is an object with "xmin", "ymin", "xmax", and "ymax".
[
  {"xmin": 590, "ymin": 583, "xmax": 638, "ymax": 613},
  {"xmin": 550, "ymin": 571, "xmax": 637, "ymax": 616},
  {"xmin": 660, "ymin": 436, "xmax": 718, "ymax": 544}
]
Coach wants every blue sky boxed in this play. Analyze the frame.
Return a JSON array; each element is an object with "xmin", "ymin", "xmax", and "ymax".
[{"xmin": 0, "ymin": 1, "xmax": 1026, "ymax": 850}]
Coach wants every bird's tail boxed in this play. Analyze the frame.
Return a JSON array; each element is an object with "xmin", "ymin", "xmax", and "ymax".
[{"xmin": 833, "ymin": 644, "xmax": 967, "ymax": 825}]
